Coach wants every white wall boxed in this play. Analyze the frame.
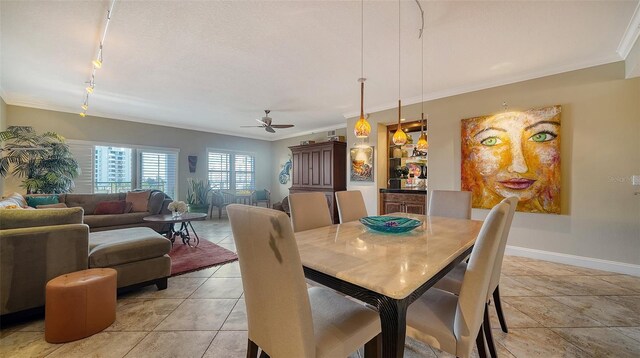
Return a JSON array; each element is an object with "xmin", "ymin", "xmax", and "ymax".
[{"xmin": 347, "ymin": 62, "xmax": 640, "ymax": 267}]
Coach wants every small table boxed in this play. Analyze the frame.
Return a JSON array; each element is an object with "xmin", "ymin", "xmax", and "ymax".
[{"xmin": 143, "ymin": 213, "xmax": 207, "ymax": 247}]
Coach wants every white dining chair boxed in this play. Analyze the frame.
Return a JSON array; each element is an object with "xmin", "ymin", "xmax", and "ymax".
[
  {"xmin": 289, "ymin": 192, "xmax": 333, "ymax": 232},
  {"xmin": 428, "ymin": 190, "xmax": 472, "ymax": 219},
  {"xmin": 335, "ymin": 190, "xmax": 368, "ymax": 223},
  {"xmin": 405, "ymin": 201, "xmax": 510, "ymax": 358},
  {"xmin": 433, "ymin": 196, "xmax": 517, "ymax": 358},
  {"xmin": 227, "ymin": 204, "xmax": 381, "ymax": 358}
]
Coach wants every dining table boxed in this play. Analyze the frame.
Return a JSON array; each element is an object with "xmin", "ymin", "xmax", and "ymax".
[{"xmin": 294, "ymin": 213, "xmax": 483, "ymax": 358}]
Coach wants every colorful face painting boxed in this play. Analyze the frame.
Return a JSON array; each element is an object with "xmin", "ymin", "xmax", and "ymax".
[{"xmin": 461, "ymin": 105, "xmax": 561, "ymax": 214}]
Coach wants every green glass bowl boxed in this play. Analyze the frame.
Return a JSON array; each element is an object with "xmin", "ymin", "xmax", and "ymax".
[{"xmin": 359, "ymin": 216, "xmax": 422, "ymax": 234}]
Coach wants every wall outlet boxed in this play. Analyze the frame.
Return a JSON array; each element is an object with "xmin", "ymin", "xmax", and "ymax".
[{"xmin": 632, "ymin": 175, "xmax": 640, "ymax": 186}]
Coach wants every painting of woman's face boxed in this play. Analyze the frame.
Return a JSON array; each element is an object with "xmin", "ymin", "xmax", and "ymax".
[{"xmin": 461, "ymin": 105, "xmax": 561, "ymax": 214}]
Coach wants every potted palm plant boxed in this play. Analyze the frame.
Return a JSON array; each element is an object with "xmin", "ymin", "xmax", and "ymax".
[
  {"xmin": 186, "ymin": 178, "xmax": 211, "ymax": 213},
  {"xmin": 0, "ymin": 126, "xmax": 80, "ymax": 194}
]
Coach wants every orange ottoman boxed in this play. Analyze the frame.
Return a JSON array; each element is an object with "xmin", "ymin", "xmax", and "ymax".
[{"xmin": 45, "ymin": 268, "xmax": 117, "ymax": 343}]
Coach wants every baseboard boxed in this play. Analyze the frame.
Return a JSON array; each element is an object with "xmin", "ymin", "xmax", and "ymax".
[{"xmin": 504, "ymin": 245, "xmax": 640, "ymax": 277}]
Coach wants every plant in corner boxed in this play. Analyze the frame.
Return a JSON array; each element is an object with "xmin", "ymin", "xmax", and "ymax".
[
  {"xmin": 0, "ymin": 126, "xmax": 80, "ymax": 194},
  {"xmin": 186, "ymin": 178, "xmax": 211, "ymax": 213}
]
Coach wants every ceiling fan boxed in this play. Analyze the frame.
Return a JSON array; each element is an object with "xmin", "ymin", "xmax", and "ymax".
[{"xmin": 241, "ymin": 110, "xmax": 294, "ymax": 133}]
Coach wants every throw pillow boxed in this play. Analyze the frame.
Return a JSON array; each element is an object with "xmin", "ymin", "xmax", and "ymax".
[
  {"xmin": 0, "ymin": 192, "xmax": 28, "ymax": 209},
  {"xmin": 36, "ymin": 203, "xmax": 69, "ymax": 209},
  {"xmin": 125, "ymin": 191, "xmax": 151, "ymax": 212},
  {"xmin": 25, "ymin": 195, "xmax": 59, "ymax": 208},
  {"xmin": 94, "ymin": 200, "xmax": 127, "ymax": 215},
  {"xmin": 124, "ymin": 201, "xmax": 134, "ymax": 213}
]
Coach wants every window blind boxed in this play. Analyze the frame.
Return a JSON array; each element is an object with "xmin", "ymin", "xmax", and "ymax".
[
  {"xmin": 139, "ymin": 150, "xmax": 178, "ymax": 199},
  {"xmin": 67, "ymin": 141, "xmax": 94, "ymax": 194},
  {"xmin": 234, "ymin": 154, "xmax": 255, "ymax": 190},
  {"xmin": 208, "ymin": 152, "xmax": 230, "ymax": 189}
]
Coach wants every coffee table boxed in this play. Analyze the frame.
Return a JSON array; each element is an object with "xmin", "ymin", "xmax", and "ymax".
[{"xmin": 143, "ymin": 213, "xmax": 207, "ymax": 247}]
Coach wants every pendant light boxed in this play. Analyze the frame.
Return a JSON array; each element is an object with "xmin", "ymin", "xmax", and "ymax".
[
  {"xmin": 415, "ymin": 0, "xmax": 428, "ymax": 151},
  {"xmin": 392, "ymin": 0, "xmax": 407, "ymax": 146},
  {"xmin": 354, "ymin": 0, "xmax": 371, "ymax": 139}
]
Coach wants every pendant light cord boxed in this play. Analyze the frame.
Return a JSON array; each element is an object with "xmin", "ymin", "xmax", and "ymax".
[
  {"xmin": 398, "ymin": 0, "xmax": 401, "ymax": 101},
  {"xmin": 361, "ymin": 0, "xmax": 364, "ymax": 80}
]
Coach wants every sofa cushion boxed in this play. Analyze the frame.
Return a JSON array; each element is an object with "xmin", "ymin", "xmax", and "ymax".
[
  {"xmin": 36, "ymin": 203, "xmax": 68, "ymax": 209},
  {"xmin": 0, "ymin": 192, "xmax": 28, "ymax": 209},
  {"xmin": 63, "ymin": 193, "xmax": 125, "ymax": 215},
  {"xmin": 126, "ymin": 191, "xmax": 151, "ymax": 212},
  {"xmin": 25, "ymin": 195, "xmax": 59, "ymax": 207},
  {"xmin": 0, "ymin": 207, "xmax": 84, "ymax": 230},
  {"xmin": 83, "ymin": 212, "xmax": 150, "ymax": 228},
  {"xmin": 94, "ymin": 200, "xmax": 127, "ymax": 215},
  {"xmin": 88, "ymin": 228, "xmax": 171, "ymax": 267}
]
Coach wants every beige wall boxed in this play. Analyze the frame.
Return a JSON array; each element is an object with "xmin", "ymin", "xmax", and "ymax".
[
  {"xmin": 5, "ymin": 105, "xmax": 273, "ymax": 201},
  {"xmin": 270, "ymin": 128, "xmax": 346, "ymax": 203},
  {"xmin": 348, "ymin": 62, "xmax": 640, "ymax": 266},
  {"xmin": 0, "ymin": 97, "xmax": 6, "ymax": 195}
]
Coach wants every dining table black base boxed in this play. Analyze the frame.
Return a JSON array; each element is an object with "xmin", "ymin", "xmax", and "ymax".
[{"xmin": 302, "ymin": 245, "xmax": 473, "ymax": 358}]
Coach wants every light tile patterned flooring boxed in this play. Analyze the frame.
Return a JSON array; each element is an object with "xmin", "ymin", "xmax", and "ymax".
[{"xmin": 2, "ymin": 217, "xmax": 640, "ymax": 357}]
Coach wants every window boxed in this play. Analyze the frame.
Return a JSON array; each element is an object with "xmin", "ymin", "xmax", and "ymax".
[
  {"xmin": 139, "ymin": 150, "xmax": 178, "ymax": 198},
  {"xmin": 208, "ymin": 150, "xmax": 255, "ymax": 190},
  {"xmin": 94, "ymin": 146, "xmax": 133, "ymax": 193},
  {"xmin": 68, "ymin": 141, "xmax": 179, "ymax": 197}
]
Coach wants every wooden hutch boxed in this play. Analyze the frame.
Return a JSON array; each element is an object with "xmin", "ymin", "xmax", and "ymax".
[{"xmin": 289, "ymin": 141, "xmax": 346, "ymax": 223}]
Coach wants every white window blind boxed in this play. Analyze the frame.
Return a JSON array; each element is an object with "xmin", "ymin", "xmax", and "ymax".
[
  {"xmin": 67, "ymin": 142, "xmax": 94, "ymax": 194},
  {"xmin": 208, "ymin": 152, "xmax": 230, "ymax": 189},
  {"xmin": 139, "ymin": 150, "xmax": 178, "ymax": 199},
  {"xmin": 234, "ymin": 154, "xmax": 255, "ymax": 190}
]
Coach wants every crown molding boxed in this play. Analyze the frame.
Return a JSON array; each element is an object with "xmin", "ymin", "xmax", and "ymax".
[
  {"xmin": 3, "ymin": 98, "xmax": 348, "ymax": 142},
  {"xmin": 342, "ymin": 54, "xmax": 623, "ymax": 119},
  {"xmin": 617, "ymin": 1, "xmax": 640, "ymax": 59}
]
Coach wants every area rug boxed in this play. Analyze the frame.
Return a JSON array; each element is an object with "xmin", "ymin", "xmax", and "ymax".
[{"xmin": 169, "ymin": 239, "xmax": 238, "ymax": 276}]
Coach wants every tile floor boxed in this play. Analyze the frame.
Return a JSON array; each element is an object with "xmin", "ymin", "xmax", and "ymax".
[{"xmin": 1, "ymin": 217, "xmax": 639, "ymax": 358}]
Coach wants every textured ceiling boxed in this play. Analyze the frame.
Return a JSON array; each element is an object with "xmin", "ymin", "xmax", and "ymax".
[{"xmin": 1, "ymin": 0, "xmax": 638, "ymax": 140}]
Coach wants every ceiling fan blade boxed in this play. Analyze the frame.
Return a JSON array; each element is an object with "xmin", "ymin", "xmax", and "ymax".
[
  {"xmin": 265, "ymin": 126, "xmax": 276, "ymax": 133},
  {"xmin": 255, "ymin": 119, "xmax": 266, "ymax": 125},
  {"xmin": 240, "ymin": 125, "xmax": 265, "ymax": 128},
  {"xmin": 270, "ymin": 124, "xmax": 294, "ymax": 129}
]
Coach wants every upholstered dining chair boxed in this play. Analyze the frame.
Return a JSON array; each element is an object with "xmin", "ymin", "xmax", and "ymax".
[
  {"xmin": 405, "ymin": 201, "xmax": 510, "ymax": 358},
  {"xmin": 226, "ymin": 204, "xmax": 382, "ymax": 358},
  {"xmin": 289, "ymin": 192, "xmax": 332, "ymax": 232},
  {"xmin": 253, "ymin": 189, "xmax": 271, "ymax": 208},
  {"xmin": 428, "ymin": 190, "xmax": 472, "ymax": 219},
  {"xmin": 335, "ymin": 190, "xmax": 368, "ymax": 223},
  {"xmin": 433, "ymin": 196, "xmax": 517, "ymax": 358}
]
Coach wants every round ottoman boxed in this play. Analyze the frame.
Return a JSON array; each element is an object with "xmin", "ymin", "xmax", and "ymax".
[{"xmin": 45, "ymin": 268, "xmax": 117, "ymax": 343}]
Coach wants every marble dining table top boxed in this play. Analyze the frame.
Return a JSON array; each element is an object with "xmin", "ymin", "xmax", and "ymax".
[{"xmin": 295, "ymin": 213, "xmax": 483, "ymax": 300}]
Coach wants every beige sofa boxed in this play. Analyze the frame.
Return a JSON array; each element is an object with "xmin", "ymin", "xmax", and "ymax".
[
  {"xmin": 0, "ymin": 208, "xmax": 171, "ymax": 319},
  {"xmin": 31, "ymin": 191, "xmax": 171, "ymax": 232}
]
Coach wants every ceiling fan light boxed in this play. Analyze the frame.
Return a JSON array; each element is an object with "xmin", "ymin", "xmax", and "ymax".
[
  {"xmin": 81, "ymin": 104, "xmax": 88, "ymax": 111},
  {"xmin": 86, "ymin": 85, "xmax": 94, "ymax": 94},
  {"xmin": 79, "ymin": 112, "xmax": 87, "ymax": 117},
  {"xmin": 354, "ymin": 116, "xmax": 371, "ymax": 138},
  {"xmin": 92, "ymin": 59, "xmax": 102, "ymax": 69}
]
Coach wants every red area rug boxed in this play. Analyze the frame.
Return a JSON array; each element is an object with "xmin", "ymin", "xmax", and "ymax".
[{"xmin": 169, "ymin": 239, "xmax": 238, "ymax": 276}]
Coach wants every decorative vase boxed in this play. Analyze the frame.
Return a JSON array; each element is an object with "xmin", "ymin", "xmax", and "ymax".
[{"xmin": 171, "ymin": 210, "xmax": 181, "ymax": 218}]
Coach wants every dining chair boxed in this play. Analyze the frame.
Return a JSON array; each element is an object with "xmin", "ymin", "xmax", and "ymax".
[
  {"xmin": 253, "ymin": 189, "xmax": 271, "ymax": 208},
  {"xmin": 405, "ymin": 201, "xmax": 509, "ymax": 358},
  {"xmin": 433, "ymin": 196, "xmax": 517, "ymax": 358},
  {"xmin": 226, "ymin": 204, "xmax": 381, "ymax": 358},
  {"xmin": 335, "ymin": 190, "xmax": 368, "ymax": 223},
  {"xmin": 428, "ymin": 190, "xmax": 472, "ymax": 219},
  {"xmin": 289, "ymin": 192, "xmax": 332, "ymax": 232},
  {"xmin": 209, "ymin": 190, "xmax": 232, "ymax": 219}
]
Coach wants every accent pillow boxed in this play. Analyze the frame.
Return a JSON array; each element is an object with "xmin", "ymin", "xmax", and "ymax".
[
  {"xmin": 94, "ymin": 200, "xmax": 127, "ymax": 215},
  {"xmin": 0, "ymin": 192, "xmax": 28, "ymax": 209},
  {"xmin": 26, "ymin": 195, "xmax": 59, "ymax": 208},
  {"xmin": 36, "ymin": 203, "xmax": 69, "ymax": 209},
  {"xmin": 125, "ymin": 191, "xmax": 151, "ymax": 212},
  {"xmin": 124, "ymin": 201, "xmax": 134, "ymax": 213}
]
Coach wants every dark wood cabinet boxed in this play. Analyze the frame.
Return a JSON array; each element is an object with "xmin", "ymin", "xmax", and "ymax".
[
  {"xmin": 380, "ymin": 192, "xmax": 427, "ymax": 215},
  {"xmin": 289, "ymin": 141, "xmax": 346, "ymax": 223}
]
